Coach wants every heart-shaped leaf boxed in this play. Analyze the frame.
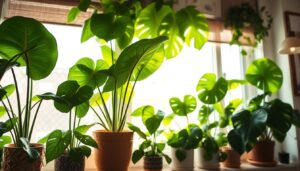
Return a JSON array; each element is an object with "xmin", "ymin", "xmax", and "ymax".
[
  {"xmin": 69, "ymin": 145, "xmax": 91, "ymax": 162},
  {"xmin": 127, "ymin": 123, "xmax": 147, "ymax": 139},
  {"xmin": 68, "ymin": 57, "xmax": 109, "ymax": 89},
  {"xmin": 0, "ymin": 16, "xmax": 58, "ymax": 80},
  {"xmin": 144, "ymin": 110, "xmax": 164, "ymax": 135},
  {"xmin": 246, "ymin": 58, "xmax": 283, "ymax": 93},
  {"xmin": 169, "ymin": 95, "xmax": 197, "ymax": 116},
  {"xmin": 74, "ymin": 131, "xmax": 98, "ymax": 148}
]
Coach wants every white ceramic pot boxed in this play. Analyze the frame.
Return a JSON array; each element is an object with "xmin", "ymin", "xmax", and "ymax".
[
  {"xmin": 196, "ymin": 148, "xmax": 220, "ymax": 170},
  {"xmin": 170, "ymin": 148, "xmax": 194, "ymax": 171}
]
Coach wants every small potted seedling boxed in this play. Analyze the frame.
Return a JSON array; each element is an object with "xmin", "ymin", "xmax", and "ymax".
[{"xmin": 129, "ymin": 105, "xmax": 171, "ymax": 171}]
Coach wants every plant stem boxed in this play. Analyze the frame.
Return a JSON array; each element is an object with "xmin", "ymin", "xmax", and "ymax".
[
  {"xmin": 11, "ymin": 68, "xmax": 23, "ymax": 137},
  {"xmin": 28, "ymin": 100, "xmax": 42, "ymax": 141},
  {"xmin": 1, "ymin": 101, "xmax": 18, "ymax": 145},
  {"xmin": 24, "ymin": 53, "xmax": 33, "ymax": 139},
  {"xmin": 97, "ymin": 87, "xmax": 112, "ymax": 128}
]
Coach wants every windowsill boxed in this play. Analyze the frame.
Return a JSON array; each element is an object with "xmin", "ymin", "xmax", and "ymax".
[{"xmin": 70, "ymin": 163, "xmax": 298, "ymax": 171}]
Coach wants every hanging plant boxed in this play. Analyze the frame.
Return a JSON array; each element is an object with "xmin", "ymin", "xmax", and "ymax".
[{"xmin": 224, "ymin": 3, "xmax": 273, "ymax": 56}]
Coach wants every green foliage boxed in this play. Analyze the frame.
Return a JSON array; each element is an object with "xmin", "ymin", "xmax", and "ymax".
[
  {"xmin": 0, "ymin": 16, "xmax": 58, "ymax": 80},
  {"xmin": 224, "ymin": 3, "xmax": 273, "ymax": 48},
  {"xmin": 197, "ymin": 73, "xmax": 228, "ymax": 104},
  {"xmin": 246, "ymin": 58, "xmax": 283, "ymax": 93},
  {"xmin": 169, "ymin": 95, "xmax": 197, "ymax": 117},
  {"xmin": 0, "ymin": 16, "xmax": 58, "ymax": 160},
  {"xmin": 129, "ymin": 105, "xmax": 171, "ymax": 164}
]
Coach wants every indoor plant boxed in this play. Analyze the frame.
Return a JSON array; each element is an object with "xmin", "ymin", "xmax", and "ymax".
[
  {"xmin": 195, "ymin": 73, "xmax": 228, "ymax": 169},
  {"xmin": 37, "ymin": 80, "xmax": 96, "ymax": 171},
  {"xmin": 224, "ymin": 3, "xmax": 273, "ymax": 56},
  {"xmin": 0, "ymin": 119, "xmax": 13, "ymax": 169},
  {"xmin": 129, "ymin": 105, "xmax": 171, "ymax": 171},
  {"xmin": 228, "ymin": 58, "xmax": 300, "ymax": 167},
  {"xmin": 68, "ymin": 0, "xmax": 209, "ymax": 59},
  {"xmin": 68, "ymin": 36, "xmax": 167, "ymax": 171},
  {"xmin": 0, "ymin": 16, "xmax": 58, "ymax": 171},
  {"xmin": 166, "ymin": 95, "xmax": 202, "ymax": 171}
]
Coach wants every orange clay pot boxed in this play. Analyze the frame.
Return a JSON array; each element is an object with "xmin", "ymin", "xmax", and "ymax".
[
  {"xmin": 93, "ymin": 130, "xmax": 133, "ymax": 171},
  {"xmin": 247, "ymin": 140, "xmax": 277, "ymax": 167},
  {"xmin": 3, "ymin": 143, "xmax": 44, "ymax": 171},
  {"xmin": 221, "ymin": 147, "xmax": 241, "ymax": 168}
]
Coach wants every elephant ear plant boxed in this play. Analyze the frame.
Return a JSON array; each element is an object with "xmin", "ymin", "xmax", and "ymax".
[
  {"xmin": 36, "ymin": 80, "xmax": 97, "ymax": 164},
  {"xmin": 228, "ymin": 58, "xmax": 300, "ymax": 156},
  {"xmin": 0, "ymin": 15, "xmax": 58, "ymax": 164},
  {"xmin": 128, "ymin": 105, "xmax": 171, "ymax": 168}
]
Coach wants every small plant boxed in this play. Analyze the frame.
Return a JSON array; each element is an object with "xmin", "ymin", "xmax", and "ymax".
[
  {"xmin": 228, "ymin": 58, "xmax": 300, "ymax": 154},
  {"xmin": 224, "ymin": 3, "xmax": 273, "ymax": 56},
  {"xmin": 165, "ymin": 95, "xmax": 203, "ymax": 161},
  {"xmin": 0, "ymin": 16, "xmax": 58, "ymax": 159},
  {"xmin": 0, "ymin": 120, "xmax": 13, "ymax": 168},
  {"xmin": 37, "ymin": 80, "xmax": 97, "ymax": 163},
  {"xmin": 128, "ymin": 105, "xmax": 171, "ymax": 164}
]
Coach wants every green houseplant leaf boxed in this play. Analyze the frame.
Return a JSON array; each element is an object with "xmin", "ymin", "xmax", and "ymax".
[
  {"xmin": 103, "ymin": 36, "xmax": 168, "ymax": 92},
  {"xmin": 91, "ymin": 13, "xmax": 128, "ymax": 41},
  {"xmin": 159, "ymin": 12, "xmax": 184, "ymax": 59},
  {"xmin": 176, "ymin": 6, "xmax": 208, "ymax": 50},
  {"xmin": 69, "ymin": 145, "xmax": 91, "ymax": 162},
  {"xmin": 135, "ymin": 3, "xmax": 172, "ymax": 39},
  {"xmin": 46, "ymin": 130, "xmax": 72, "ymax": 163},
  {"xmin": 246, "ymin": 58, "xmax": 283, "ymax": 93},
  {"xmin": 169, "ymin": 95, "xmax": 197, "ymax": 116},
  {"xmin": 68, "ymin": 57, "xmax": 109, "ymax": 89},
  {"xmin": 73, "ymin": 131, "xmax": 98, "ymax": 148},
  {"xmin": 196, "ymin": 73, "xmax": 228, "ymax": 104},
  {"xmin": 0, "ymin": 16, "xmax": 58, "ymax": 80}
]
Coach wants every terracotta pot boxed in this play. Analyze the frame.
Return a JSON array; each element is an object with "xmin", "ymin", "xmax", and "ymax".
[
  {"xmin": 247, "ymin": 140, "xmax": 277, "ymax": 167},
  {"xmin": 55, "ymin": 152, "xmax": 85, "ymax": 171},
  {"xmin": 221, "ymin": 147, "xmax": 241, "ymax": 168},
  {"xmin": 170, "ymin": 148, "xmax": 194, "ymax": 171},
  {"xmin": 93, "ymin": 130, "xmax": 133, "ymax": 171},
  {"xmin": 144, "ymin": 156, "xmax": 162, "ymax": 171},
  {"xmin": 196, "ymin": 148, "xmax": 220, "ymax": 170},
  {"xmin": 3, "ymin": 143, "xmax": 44, "ymax": 171}
]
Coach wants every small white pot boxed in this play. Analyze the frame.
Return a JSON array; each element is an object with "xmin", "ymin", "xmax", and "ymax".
[
  {"xmin": 170, "ymin": 148, "xmax": 194, "ymax": 171},
  {"xmin": 196, "ymin": 148, "xmax": 220, "ymax": 170}
]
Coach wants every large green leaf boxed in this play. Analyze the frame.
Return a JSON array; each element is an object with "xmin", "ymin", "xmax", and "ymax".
[
  {"xmin": 265, "ymin": 99, "xmax": 294, "ymax": 142},
  {"xmin": 198, "ymin": 105, "xmax": 214, "ymax": 125},
  {"xmin": 89, "ymin": 92, "xmax": 110, "ymax": 107},
  {"xmin": 0, "ymin": 16, "xmax": 58, "ymax": 80},
  {"xmin": 54, "ymin": 80, "xmax": 93, "ymax": 113},
  {"xmin": 0, "ymin": 84, "xmax": 15, "ymax": 100},
  {"xmin": 132, "ymin": 149, "xmax": 144, "ymax": 164},
  {"xmin": 176, "ymin": 6, "xmax": 208, "ymax": 50},
  {"xmin": 135, "ymin": 3, "xmax": 172, "ymax": 39},
  {"xmin": 246, "ymin": 58, "xmax": 283, "ymax": 93},
  {"xmin": 169, "ymin": 95, "xmax": 197, "ymax": 116},
  {"xmin": 46, "ymin": 130, "xmax": 72, "ymax": 163},
  {"xmin": 197, "ymin": 73, "xmax": 228, "ymax": 104},
  {"xmin": 68, "ymin": 57, "xmax": 109, "ymax": 89},
  {"xmin": 159, "ymin": 12, "xmax": 184, "ymax": 59},
  {"xmin": 81, "ymin": 18, "xmax": 94, "ymax": 43},
  {"xmin": 101, "ymin": 45, "xmax": 118, "ymax": 66},
  {"xmin": 231, "ymin": 109, "xmax": 267, "ymax": 153},
  {"xmin": 117, "ymin": 18, "xmax": 134, "ymax": 49},
  {"xmin": 227, "ymin": 130, "xmax": 244, "ymax": 155},
  {"xmin": 0, "ymin": 59, "xmax": 19, "ymax": 80},
  {"xmin": 75, "ymin": 123, "xmax": 95, "ymax": 134},
  {"xmin": 103, "ymin": 36, "xmax": 167, "ymax": 92},
  {"xmin": 90, "ymin": 13, "xmax": 128, "ymax": 41},
  {"xmin": 75, "ymin": 101, "xmax": 89, "ymax": 118}
]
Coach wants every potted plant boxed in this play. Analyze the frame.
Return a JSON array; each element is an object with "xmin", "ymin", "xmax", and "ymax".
[
  {"xmin": 195, "ymin": 73, "xmax": 228, "ymax": 170},
  {"xmin": 214, "ymin": 98, "xmax": 243, "ymax": 168},
  {"xmin": 67, "ymin": 36, "xmax": 167, "ymax": 171},
  {"xmin": 228, "ymin": 58, "xmax": 300, "ymax": 167},
  {"xmin": 224, "ymin": 3, "xmax": 273, "ymax": 56},
  {"xmin": 129, "ymin": 105, "xmax": 171, "ymax": 171},
  {"xmin": 165, "ymin": 95, "xmax": 202, "ymax": 171},
  {"xmin": 37, "ymin": 80, "xmax": 96, "ymax": 171},
  {"xmin": 0, "ymin": 16, "xmax": 58, "ymax": 171}
]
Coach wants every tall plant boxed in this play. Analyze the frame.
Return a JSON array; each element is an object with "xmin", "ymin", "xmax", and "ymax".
[
  {"xmin": 0, "ymin": 16, "xmax": 58, "ymax": 158},
  {"xmin": 68, "ymin": 36, "xmax": 167, "ymax": 132}
]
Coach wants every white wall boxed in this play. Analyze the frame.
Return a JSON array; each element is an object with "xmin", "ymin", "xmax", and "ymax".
[{"xmin": 258, "ymin": 0, "xmax": 300, "ymax": 164}]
